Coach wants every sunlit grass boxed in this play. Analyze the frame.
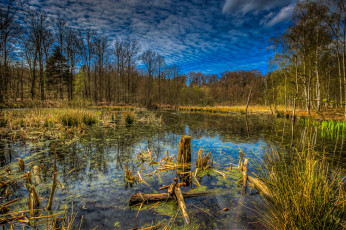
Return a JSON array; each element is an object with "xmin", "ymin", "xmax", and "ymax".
[
  {"xmin": 1, "ymin": 109, "xmax": 99, "ymax": 128},
  {"xmin": 320, "ymin": 120, "xmax": 346, "ymax": 138},
  {"xmin": 0, "ymin": 108, "xmax": 103, "ymax": 141},
  {"xmin": 91, "ymin": 105, "xmax": 136, "ymax": 111},
  {"xmin": 255, "ymin": 147, "xmax": 346, "ymax": 229},
  {"xmin": 177, "ymin": 105, "xmax": 289, "ymax": 114}
]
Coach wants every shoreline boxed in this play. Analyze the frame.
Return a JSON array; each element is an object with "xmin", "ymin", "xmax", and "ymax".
[{"xmin": 1, "ymin": 101, "xmax": 345, "ymax": 121}]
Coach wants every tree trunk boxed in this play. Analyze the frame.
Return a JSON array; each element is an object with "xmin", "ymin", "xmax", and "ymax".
[
  {"xmin": 129, "ymin": 191, "xmax": 209, "ymax": 205},
  {"xmin": 316, "ymin": 44, "xmax": 321, "ymax": 111},
  {"xmin": 39, "ymin": 53, "xmax": 45, "ymax": 101}
]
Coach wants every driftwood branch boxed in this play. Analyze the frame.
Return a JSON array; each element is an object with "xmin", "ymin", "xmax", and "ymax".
[
  {"xmin": 174, "ymin": 182, "xmax": 190, "ymax": 225},
  {"xmin": 129, "ymin": 191, "xmax": 209, "ymax": 205},
  {"xmin": 238, "ymin": 150, "xmax": 272, "ymax": 199}
]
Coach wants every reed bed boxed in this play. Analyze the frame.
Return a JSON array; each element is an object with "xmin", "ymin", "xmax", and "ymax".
[
  {"xmin": 320, "ymin": 120, "xmax": 346, "ymax": 138},
  {"xmin": 255, "ymin": 148, "xmax": 345, "ymax": 229},
  {"xmin": 0, "ymin": 108, "xmax": 100, "ymax": 128},
  {"xmin": 300, "ymin": 118, "xmax": 346, "ymax": 138},
  {"xmin": 0, "ymin": 108, "xmax": 106, "ymax": 141}
]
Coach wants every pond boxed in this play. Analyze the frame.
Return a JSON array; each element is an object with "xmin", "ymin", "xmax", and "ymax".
[{"xmin": 0, "ymin": 111, "xmax": 345, "ymax": 229}]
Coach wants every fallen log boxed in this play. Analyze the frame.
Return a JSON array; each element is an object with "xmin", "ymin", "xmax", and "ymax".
[
  {"xmin": 0, "ymin": 198, "xmax": 19, "ymax": 213},
  {"xmin": 129, "ymin": 191, "xmax": 209, "ymax": 205},
  {"xmin": 248, "ymin": 176, "xmax": 272, "ymax": 199},
  {"xmin": 173, "ymin": 181, "xmax": 190, "ymax": 225}
]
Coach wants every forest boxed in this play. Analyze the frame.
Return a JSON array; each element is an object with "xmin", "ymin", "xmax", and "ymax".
[{"xmin": 0, "ymin": 0, "xmax": 343, "ymax": 112}]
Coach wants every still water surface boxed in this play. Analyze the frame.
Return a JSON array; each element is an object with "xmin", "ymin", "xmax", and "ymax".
[{"xmin": 0, "ymin": 111, "xmax": 344, "ymax": 229}]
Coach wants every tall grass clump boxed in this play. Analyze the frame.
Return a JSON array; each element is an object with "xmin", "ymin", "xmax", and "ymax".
[
  {"xmin": 59, "ymin": 110, "xmax": 98, "ymax": 126},
  {"xmin": 256, "ymin": 148, "xmax": 345, "ymax": 229},
  {"xmin": 320, "ymin": 120, "xmax": 346, "ymax": 138},
  {"xmin": 123, "ymin": 112, "xmax": 136, "ymax": 125}
]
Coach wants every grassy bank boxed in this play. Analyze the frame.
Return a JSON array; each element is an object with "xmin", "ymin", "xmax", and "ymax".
[
  {"xmin": 175, "ymin": 106, "xmax": 346, "ymax": 121},
  {"xmin": 2, "ymin": 99, "xmax": 346, "ymax": 121},
  {"xmin": 255, "ymin": 148, "xmax": 345, "ymax": 229}
]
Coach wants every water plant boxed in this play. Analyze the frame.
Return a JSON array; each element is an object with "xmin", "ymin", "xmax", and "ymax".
[
  {"xmin": 255, "ymin": 148, "xmax": 346, "ymax": 229},
  {"xmin": 300, "ymin": 118, "xmax": 346, "ymax": 139},
  {"xmin": 320, "ymin": 120, "xmax": 346, "ymax": 138}
]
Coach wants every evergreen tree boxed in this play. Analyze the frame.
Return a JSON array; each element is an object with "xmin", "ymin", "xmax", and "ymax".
[{"xmin": 46, "ymin": 46, "xmax": 70, "ymax": 99}]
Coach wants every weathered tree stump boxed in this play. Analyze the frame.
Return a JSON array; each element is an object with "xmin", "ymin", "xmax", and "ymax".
[
  {"xmin": 238, "ymin": 150, "xmax": 244, "ymax": 168},
  {"xmin": 177, "ymin": 136, "xmax": 191, "ymax": 164},
  {"xmin": 16, "ymin": 158, "xmax": 24, "ymax": 172},
  {"xmin": 242, "ymin": 158, "xmax": 248, "ymax": 195}
]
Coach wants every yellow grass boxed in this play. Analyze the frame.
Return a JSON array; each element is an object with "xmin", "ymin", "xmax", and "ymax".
[
  {"xmin": 0, "ymin": 108, "xmax": 107, "ymax": 141},
  {"xmin": 177, "ymin": 105, "xmax": 289, "ymax": 114}
]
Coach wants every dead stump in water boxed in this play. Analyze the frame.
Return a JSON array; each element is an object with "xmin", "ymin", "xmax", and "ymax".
[{"xmin": 177, "ymin": 136, "xmax": 191, "ymax": 164}]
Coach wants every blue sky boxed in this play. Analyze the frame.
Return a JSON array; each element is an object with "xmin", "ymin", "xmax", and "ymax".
[{"xmin": 28, "ymin": 0, "xmax": 297, "ymax": 75}]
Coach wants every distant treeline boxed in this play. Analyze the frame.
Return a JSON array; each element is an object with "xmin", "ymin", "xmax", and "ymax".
[{"xmin": 0, "ymin": 0, "xmax": 345, "ymax": 111}]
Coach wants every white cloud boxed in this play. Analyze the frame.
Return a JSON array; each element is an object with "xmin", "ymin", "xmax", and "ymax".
[
  {"xmin": 222, "ymin": 0, "xmax": 293, "ymax": 14},
  {"xmin": 264, "ymin": 4, "xmax": 295, "ymax": 26}
]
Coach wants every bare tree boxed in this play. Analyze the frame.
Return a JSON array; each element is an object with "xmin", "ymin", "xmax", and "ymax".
[
  {"xmin": 24, "ymin": 9, "xmax": 52, "ymax": 100},
  {"xmin": 141, "ymin": 49, "xmax": 158, "ymax": 106},
  {"xmin": 0, "ymin": 0, "xmax": 23, "ymax": 101}
]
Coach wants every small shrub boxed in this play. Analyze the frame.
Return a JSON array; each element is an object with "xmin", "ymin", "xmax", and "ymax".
[
  {"xmin": 276, "ymin": 110, "xmax": 284, "ymax": 118},
  {"xmin": 124, "ymin": 112, "xmax": 136, "ymax": 125}
]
